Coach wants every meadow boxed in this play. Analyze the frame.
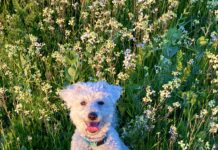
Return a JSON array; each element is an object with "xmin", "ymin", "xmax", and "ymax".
[{"xmin": 0, "ymin": 0, "xmax": 217, "ymax": 149}]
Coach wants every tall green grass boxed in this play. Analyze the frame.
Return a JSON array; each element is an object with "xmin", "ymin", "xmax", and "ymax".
[{"xmin": 0, "ymin": 0, "xmax": 217, "ymax": 149}]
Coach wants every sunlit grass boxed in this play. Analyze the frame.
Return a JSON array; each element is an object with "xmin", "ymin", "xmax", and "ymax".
[{"xmin": 0, "ymin": 0, "xmax": 217, "ymax": 149}]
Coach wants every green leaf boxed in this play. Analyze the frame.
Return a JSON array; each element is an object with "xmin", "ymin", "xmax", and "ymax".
[
  {"xmin": 163, "ymin": 45, "xmax": 179, "ymax": 58},
  {"xmin": 162, "ymin": 28, "xmax": 182, "ymax": 58},
  {"xmin": 21, "ymin": 146, "xmax": 27, "ymax": 150},
  {"xmin": 196, "ymin": 131, "xmax": 206, "ymax": 139},
  {"xmin": 68, "ymin": 67, "xmax": 77, "ymax": 79}
]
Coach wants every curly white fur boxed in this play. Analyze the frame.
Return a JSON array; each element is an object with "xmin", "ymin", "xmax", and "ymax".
[{"xmin": 60, "ymin": 81, "xmax": 129, "ymax": 150}]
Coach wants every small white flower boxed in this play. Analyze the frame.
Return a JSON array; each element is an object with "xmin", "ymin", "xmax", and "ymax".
[
  {"xmin": 173, "ymin": 102, "xmax": 181, "ymax": 108},
  {"xmin": 27, "ymin": 136, "xmax": 32, "ymax": 141},
  {"xmin": 208, "ymin": 100, "xmax": 215, "ymax": 107},
  {"xmin": 178, "ymin": 140, "xmax": 189, "ymax": 150},
  {"xmin": 212, "ymin": 107, "xmax": 218, "ymax": 116},
  {"xmin": 167, "ymin": 106, "xmax": 174, "ymax": 113},
  {"xmin": 209, "ymin": 122, "xmax": 218, "ymax": 134},
  {"xmin": 188, "ymin": 59, "xmax": 194, "ymax": 65},
  {"xmin": 200, "ymin": 109, "xmax": 208, "ymax": 118}
]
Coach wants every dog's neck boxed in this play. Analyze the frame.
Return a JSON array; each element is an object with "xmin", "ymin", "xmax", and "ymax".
[
  {"xmin": 78, "ymin": 129, "xmax": 109, "ymax": 142},
  {"xmin": 83, "ymin": 133, "xmax": 108, "ymax": 147},
  {"xmin": 76, "ymin": 129, "xmax": 109, "ymax": 148}
]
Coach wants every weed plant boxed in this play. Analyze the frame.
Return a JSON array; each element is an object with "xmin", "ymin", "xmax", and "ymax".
[{"xmin": 0, "ymin": 0, "xmax": 217, "ymax": 149}]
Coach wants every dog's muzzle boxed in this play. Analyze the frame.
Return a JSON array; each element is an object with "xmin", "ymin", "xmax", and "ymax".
[{"xmin": 88, "ymin": 112, "xmax": 98, "ymax": 120}]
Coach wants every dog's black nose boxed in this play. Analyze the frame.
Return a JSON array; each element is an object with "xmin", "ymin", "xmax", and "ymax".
[{"xmin": 88, "ymin": 112, "xmax": 98, "ymax": 120}]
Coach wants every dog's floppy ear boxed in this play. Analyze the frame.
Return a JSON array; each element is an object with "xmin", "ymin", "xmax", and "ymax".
[
  {"xmin": 59, "ymin": 84, "xmax": 84, "ymax": 108},
  {"xmin": 59, "ymin": 89, "xmax": 73, "ymax": 108},
  {"xmin": 108, "ymin": 85, "xmax": 122, "ymax": 104}
]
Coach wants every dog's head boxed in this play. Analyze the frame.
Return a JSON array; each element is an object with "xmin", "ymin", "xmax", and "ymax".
[{"xmin": 59, "ymin": 81, "xmax": 122, "ymax": 137}]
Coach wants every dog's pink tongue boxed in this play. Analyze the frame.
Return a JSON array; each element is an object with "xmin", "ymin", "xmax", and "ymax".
[{"xmin": 87, "ymin": 122, "xmax": 99, "ymax": 133}]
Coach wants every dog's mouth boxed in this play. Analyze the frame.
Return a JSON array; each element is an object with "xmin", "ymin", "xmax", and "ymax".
[{"xmin": 86, "ymin": 122, "xmax": 100, "ymax": 133}]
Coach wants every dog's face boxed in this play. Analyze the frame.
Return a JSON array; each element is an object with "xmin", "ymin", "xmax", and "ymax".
[
  {"xmin": 68, "ymin": 93, "xmax": 115, "ymax": 136},
  {"xmin": 59, "ymin": 81, "xmax": 122, "ymax": 137}
]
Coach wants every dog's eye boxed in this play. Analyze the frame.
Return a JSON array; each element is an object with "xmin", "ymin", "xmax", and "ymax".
[
  {"xmin": 80, "ymin": 101, "xmax": 86, "ymax": 106},
  {"xmin": 97, "ymin": 101, "xmax": 104, "ymax": 105}
]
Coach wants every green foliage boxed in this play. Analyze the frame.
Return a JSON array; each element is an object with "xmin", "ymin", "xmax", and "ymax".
[{"xmin": 0, "ymin": 0, "xmax": 218, "ymax": 150}]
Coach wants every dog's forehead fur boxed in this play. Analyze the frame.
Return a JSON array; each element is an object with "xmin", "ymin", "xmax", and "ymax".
[{"xmin": 59, "ymin": 81, "xmax": 122, "ymax": 107}]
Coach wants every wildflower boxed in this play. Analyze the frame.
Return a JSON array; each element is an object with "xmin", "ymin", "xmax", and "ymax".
[
  {"xmin": 0, "ymin": 63, "xmax": 7, "ymax": 70},
  {"xmin": 60, "ymin": 0, "xmax": 68, "ymax": 4},
  {"xmin": 208, "ymin": 100, "xmax": 215, "ymax": 107},
  {"xmin": 144, "ymin": 107, "xmax": 156, "ymax": 121},
  {"xmin": 198, "ymin": 36, "xmax": 207, "ymax": 46},
  {"xmin": 29, "ymin": 34, "xmax": 37, "ymax": 43},
  {"xmin": 0, "ymin": 88, "xmax": 6, "ymax": 95},
  {"xmin": 56, "ymin": 88, "xmax": 61, "ymax": 96},
  {"xmin": 159, "ymin": 10, "xmax": 177, "ymax": 25},
  {"xmin": 194, "ymin": 114, "xmax": 200, "ymax": 119},
  {"xmin": 42, "ymin": 7, "xmax": 54, "ymax": 24},
  {"xmin": 160, "ymin": 90, "xmax": 171, "ymax": 100},
  {"xmin": 81, "ymin": 29, "xmax": 98, "ymax": 44},
  {"xmin": 143, "ymin": 86, "xmax": 155, "ymax": 103},
  {"xmin": 48, "ymin": 26, "xmax": 54, "ymax": 31},
  {"xmin": 41, "ymin": 82, "xmax": 52, "ymax": 94},
  {"xmin": 15, "ymin": 103, "xmax": 23, "ymax": 114},
  {"xmin": 169, "ymin": 125, "xmax": 178, "ymax": 141},
  {"xmin": 65, "ymin": 30, "xmax": 71, "ymax": 37},
  {"xmin": 212, "ymin": 144, "xmax": 217, "ymax": 150},
  {"xmin": 17, "ymin": 137, "xmax": 20, "ymax": 142},
  {"xmin": 123, "ymin": 49, "xmax": 136, "ymax": 70},
  {"xmin": 167, "ymin": 106, "xmax": 174, "ymax": 113},
  {"xmin": 193, "ymin": 19, "xmax": 200, "ymax": 25},
  {"xmin": 159, "ymin": 78, "xmax": 181, "ymax": 101},
  {"xmin": 200, "ymin": 109, "xmax": 208, "ymax": 118},
  {"xmin": 72, "ymin": 2, "xmax": 79, "ymax": 9},
  {"xmin": 136, "ymin": 43, "xmax": 145, "ymax": 48},
  {"xmin": 68, "ymin": 17, "xmax": 75, "ymax": 26},
  {"xmin": 143, "ymin": 97, "xmax": 151, "ymax": 103},
  {"xmin": 73, "ymin": 41, "xmax": 82, "ymax": 52},
  {"xmin": 172, "ymin": 71, "xmax": 180, "ymax": 77},
  {"xmin": 205, "ymin": 141, "xmax": 210, "ymax": 150},
  {"xmin": 52, "ymin": 51, "xmax": 65, "ymax": 64},
  {"xmin": 117, "ymin": 72, "xmax": 129, "ymax": 81},
  {"xmin": 178, "ymin": 140, "xmax": 189, "ymax": 150},
  {"xmin": 154, "ymin": 65, "xmax": 161, "ymax": 73},
  {"xmin": 215, "ymin": 10, "xmax": 218, "ymax": 19},
  {"xmin": 188, "ymin": 59, "xmax": 194, "ymax": 65},
  {"xmin": 128, "ymin": 12, "xmax": 134, "ymax": 20},
  {"xmin": 212, "ymin": 107, "xmax": 218, "ymax": 116},
  {"xmin": 81, "ymin": 12, "xmax": 89, "ymax": 20},
  {"xmin": 14, "ymin": 86, "xmax": 21, "ymax": 94},
  {"xmin": 198, "ymin": 138, "xmax": 203, "ymax": 143},
  {"xmin": 209, "ymin": 122, "xmax": 218, "ymax": 134},
  {"xmin": 107, "ymin": 18, "xmax": 123, "ymax": 30},
  {"xmin": 112, "ymin": 0, "xmax": 125, "ymax": 6},
  {"xmin": 24, "ymin": 110, "xmax": 30, "ymax": 116},
  {"xmin": 56, "ymin": 18, "xmax": 65, "ymax": 28},
  {"xmin": 27, "ymin": 136, "xmax": 32, "ymax": 142},
  {"xmin": 179, "ymin": 26, "xmax": 188, "ymax": 34},
  {"xmin": 172, "ymin": 102, "xmax": 181, "ymax": 108},
  {"xmin": 168, "ymin": 0, "xmax": 179, "ymax": 10},
  {"xmin": 210, "ymin": 31, "xmax": 217, "ymax": 42}
]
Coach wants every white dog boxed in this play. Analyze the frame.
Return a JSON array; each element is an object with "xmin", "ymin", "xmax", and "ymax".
[{"xmin": 60, "ymin": 81, "xmax": 129, "ymax": 150}]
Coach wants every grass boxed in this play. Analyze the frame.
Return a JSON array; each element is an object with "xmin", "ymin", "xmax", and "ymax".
[{"xmin": 0, "ymin": 0, "xmax": 218, "ymax": 149}]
